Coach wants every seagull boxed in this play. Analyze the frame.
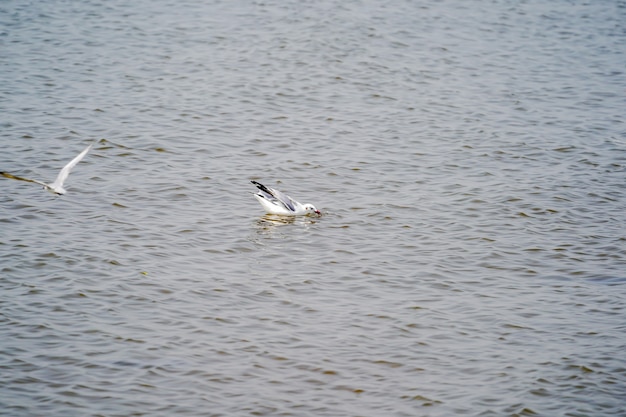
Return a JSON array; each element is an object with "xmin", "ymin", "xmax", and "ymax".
[
  {"xmin": 251, "ymin": 180, "xmax": 320, "ymax": 216},
  {"xmin": 1, "ymin": 142, "xmax": 95, "ymax": 195}
]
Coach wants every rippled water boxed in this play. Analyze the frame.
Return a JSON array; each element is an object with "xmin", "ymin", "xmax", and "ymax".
[{"xmin": 1, "ymin": 0, "xmax": 625, "ymax": 416}]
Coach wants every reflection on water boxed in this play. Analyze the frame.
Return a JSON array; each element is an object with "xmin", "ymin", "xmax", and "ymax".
[
  {"xmin": 257, "ymin": 213, "xmax": 321, "ymax": 227},
  {"xmin": 252, "ymin": 214, "xmax": 320, "ymax": 245},
  {"xmin": 258, "ymin": 214, "xmax": 298, "ymax": 226}
]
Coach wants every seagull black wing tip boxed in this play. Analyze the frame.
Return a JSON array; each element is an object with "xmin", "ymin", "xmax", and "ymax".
[{"xmin": 251, "ymin": 180, "xmax": 273, "ymax": 195}]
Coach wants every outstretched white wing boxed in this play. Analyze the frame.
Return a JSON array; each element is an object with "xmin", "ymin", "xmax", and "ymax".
[{"xmin": 49, "ymin": 142, "xmax": 94, "ymax": 190}]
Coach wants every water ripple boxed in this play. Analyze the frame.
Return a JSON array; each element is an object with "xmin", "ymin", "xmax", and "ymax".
[{"xmin": 1, "ymin": 0, "xmax": 625, "ymax": 416}]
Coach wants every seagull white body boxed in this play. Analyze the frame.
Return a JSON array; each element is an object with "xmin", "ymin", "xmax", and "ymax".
[
  {"xmin": 1, "ymin": 142, "xmax": 94, "ymax": 195},
  {"xmin": 251, "ymin": 181, "xmax": 320, "ymax": 216}
]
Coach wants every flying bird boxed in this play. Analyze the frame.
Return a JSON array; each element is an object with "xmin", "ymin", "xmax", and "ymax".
[
  {"xmin": 1, "ymin": 142, "xmax": 95, "ymax": 195},
  {"xmin": 251, "ymin": 180, "xmax": 320, "ymax": 216}
]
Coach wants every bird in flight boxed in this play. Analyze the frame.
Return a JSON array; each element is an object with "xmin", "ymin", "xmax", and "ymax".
[
  {"xmin": 1, "ymin": 141, "xmax": 95, "ymax": 195},
  {"xmin": 251, "ymin": 180, "xmax": 320, "ymax": 216}
]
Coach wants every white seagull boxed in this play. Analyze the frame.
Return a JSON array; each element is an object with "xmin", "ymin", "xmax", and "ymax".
[
  {"xmin": 1, "ymin": 142, "xmax": 95, "ymax": 195},
  {"xmin": 251, "ymin": 180, "xmax": 320, "ymax": 216}
]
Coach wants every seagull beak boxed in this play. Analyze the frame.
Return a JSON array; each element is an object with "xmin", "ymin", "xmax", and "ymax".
[{"xmin": 315, "ymin": 210, "xmax": 321, "ymax": 215}]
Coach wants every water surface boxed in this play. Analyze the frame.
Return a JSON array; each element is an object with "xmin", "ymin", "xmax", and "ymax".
[{"xmin": 1, "ymin": 0, "xmax": 625, "ymax": 416}]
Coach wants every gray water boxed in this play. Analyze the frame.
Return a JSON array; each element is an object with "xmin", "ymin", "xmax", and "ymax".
[{"xmin": 1, "ymin": 0, "xmax": 625, "ymax": 416}]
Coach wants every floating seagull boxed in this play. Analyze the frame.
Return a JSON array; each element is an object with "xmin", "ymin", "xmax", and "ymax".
[
  {"xmin": 1, "ymin": 142, "xmax": 95, "ymax": 195},
  {"xmin": 251, "ymin": 180, "xmax": 320, "ymax": 216}
]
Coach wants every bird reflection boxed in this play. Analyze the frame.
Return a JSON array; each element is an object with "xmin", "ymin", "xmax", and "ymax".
[
  {"xmin": 254, "ymin": 214, "xmax": 318, "ymax": 237},
  {"xmin": 257, "ymin": 214, "xmax": 297, "ymax": 227}
]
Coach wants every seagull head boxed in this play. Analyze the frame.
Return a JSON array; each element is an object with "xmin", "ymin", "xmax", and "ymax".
[{"xmin": 303, "ymin": 204, "xmax": 321, "ymax": 216}]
